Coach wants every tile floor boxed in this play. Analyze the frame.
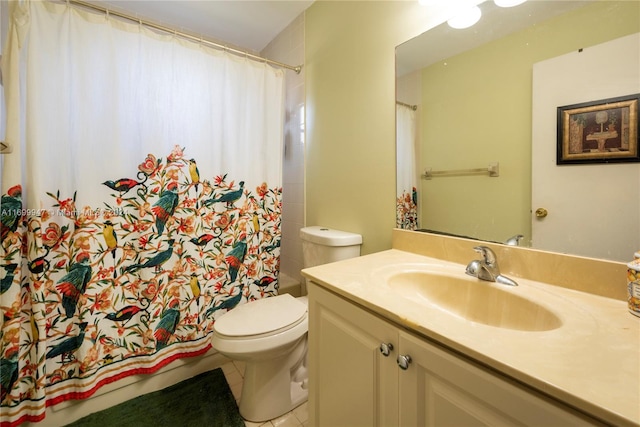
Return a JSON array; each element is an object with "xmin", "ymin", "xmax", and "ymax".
[{"xmin": 221, "ymin": 360, "xmax": 309, "ymax": 427}]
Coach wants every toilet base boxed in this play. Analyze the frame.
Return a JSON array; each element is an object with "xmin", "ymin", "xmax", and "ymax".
[{"xmin": 238, "ymin": 337, "xmax": 308, "ymax": 422}]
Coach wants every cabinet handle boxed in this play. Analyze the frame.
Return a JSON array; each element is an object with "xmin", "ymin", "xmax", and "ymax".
[
  {"xmin": 397, "ymin": 354, "xmax": 412, "ymax": 370},
  {"xmin": 379, "ymin": 342, "xmax": 394, "ymax": 357}
]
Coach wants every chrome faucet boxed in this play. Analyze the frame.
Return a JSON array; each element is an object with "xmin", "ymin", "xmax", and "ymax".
[
  {"xmin": 465, "ymin": 246, "xmax": 518, "ymax": 286},
  {"xmin": 504, "ymin": 234, "xmax": 524, "ymax": 246}
]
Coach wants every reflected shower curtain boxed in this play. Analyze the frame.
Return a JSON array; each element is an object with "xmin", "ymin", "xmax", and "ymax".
[
  {"xmin": 396, "ymin": 104, "xmax": 418, "ymax": 230},
  {"xmin": 0, "ymin": 2, "xmax": 284, "ymax": 425}
]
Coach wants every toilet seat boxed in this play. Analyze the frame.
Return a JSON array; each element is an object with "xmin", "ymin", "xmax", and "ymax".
[
  {"xmin": 213, "ymin": 294, "xmax": 307, "ymax": 339},
  {"xmin": 211, "ymin": 294, "xmax": 308, "ymax": 357}
]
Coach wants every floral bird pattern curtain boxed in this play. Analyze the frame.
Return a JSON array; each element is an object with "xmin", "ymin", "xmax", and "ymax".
[
  {"xmin": 396, "ymin": 104, "xmax": 419, "ymax": 230},
  {"xmin": 0, "ymin": 2, "xmax": 284, "ymax": 426}
]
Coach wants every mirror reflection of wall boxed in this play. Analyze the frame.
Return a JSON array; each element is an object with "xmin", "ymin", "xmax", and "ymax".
[{"xmin": 396, "ymin": 1, "xmax": 640, "ymax": 261}]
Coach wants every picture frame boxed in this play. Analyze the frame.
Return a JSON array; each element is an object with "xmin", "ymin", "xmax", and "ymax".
[{"xmin": 557, "ymin": 93, "xmax": 640, "ymax": 165}]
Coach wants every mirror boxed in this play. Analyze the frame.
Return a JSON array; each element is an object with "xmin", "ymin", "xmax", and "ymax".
[{"xmin": 396, "ymin": 0, "xmax": 640, "ymax": 262}]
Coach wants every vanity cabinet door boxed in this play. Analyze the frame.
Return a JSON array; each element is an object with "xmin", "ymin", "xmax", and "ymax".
[
  {"xmin": 398, "ymin": 331, "xmax": 604, "ymax": 427},
  {"xmin": 308, "ymin": 283, "xmax": 399, "ymax": 427}
]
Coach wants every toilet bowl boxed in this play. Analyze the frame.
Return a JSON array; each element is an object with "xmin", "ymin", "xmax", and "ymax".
[
  {"xmin": 212, "ymin": 226, "xmax": 362, "ymax": 422},
  {"xmin": 212, "ymin": 294, "xmax": 309, "ymax": 422}
]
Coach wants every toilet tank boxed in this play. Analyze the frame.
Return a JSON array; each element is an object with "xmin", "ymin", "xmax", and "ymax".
[{"xmin": 300, "ymin": 226, "xmax": 363, "ymax": 268}]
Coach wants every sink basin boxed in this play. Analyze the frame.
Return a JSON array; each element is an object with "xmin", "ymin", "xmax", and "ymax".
[{"xmin": 385, "ymin": 270, "xmax": 562, "ymax": 331}]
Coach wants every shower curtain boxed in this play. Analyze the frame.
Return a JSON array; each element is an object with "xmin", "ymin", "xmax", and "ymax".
[
  {"xmin": 0, "ymin": 2, "xmax": 284, "ymax": 425},
  {"xmin": 396, "ymin": 104, "xmax": 418, "ymax": 230}
]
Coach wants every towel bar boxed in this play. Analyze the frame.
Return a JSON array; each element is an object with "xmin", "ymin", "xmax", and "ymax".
[{"xmin": 422, "ymin": 162, "xmax": 499, "ymax": 180}]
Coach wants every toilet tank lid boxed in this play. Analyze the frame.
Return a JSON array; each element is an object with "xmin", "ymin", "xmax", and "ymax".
[
  {"xmin": 300, "ymin": 226, "xmax": 362, "ymax": 246},
  {"xmin": 213, "ymin": 294, "xmax": 307, "ymax": 337}
]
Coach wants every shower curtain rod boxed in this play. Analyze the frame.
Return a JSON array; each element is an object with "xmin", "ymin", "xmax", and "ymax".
[
  {"xmin": 60, "ymin": 0, "xmax": 303, "ymax": 74},
  {"xmin": 396, "ymin": 101, "xmax": 417, "ymax": 110}
]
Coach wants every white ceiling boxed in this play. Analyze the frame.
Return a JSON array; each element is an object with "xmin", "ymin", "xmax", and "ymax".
[{"xmin": 94, "ymin": 0, "xmax": 314, "ymax": 52}]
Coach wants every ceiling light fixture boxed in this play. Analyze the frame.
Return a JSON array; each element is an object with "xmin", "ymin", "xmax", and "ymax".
[
  {"xmin": 447, "ymin": 5, "xmax": 482, "ymax": 29},
  {"xmin": 494, "ymin": 0, "xmax": 527, "ymax": 7}
]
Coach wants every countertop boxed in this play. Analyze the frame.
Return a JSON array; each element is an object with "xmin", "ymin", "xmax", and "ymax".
[{"xmin": 302, "ymin": 248, "xmax": 640, "ymax": 427}]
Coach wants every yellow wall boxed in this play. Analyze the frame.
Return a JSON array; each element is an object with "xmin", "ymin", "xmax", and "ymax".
[
  {"xmin": 305, "ymin": 1, "xmax": 639, "ymax": 254},
  {"xmin": 304, "ymin": 1, "xmax": 443, "ymax": 254}
]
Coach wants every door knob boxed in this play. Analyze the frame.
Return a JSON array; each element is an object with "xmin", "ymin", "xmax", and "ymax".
[
  {"xmin": 397, "ymin": 354, "xmax": 412, "ymax": 370},
  {"xmin": 535, "ymin": 208, "xmax": 548, "ymax": 218},
  {"xmin": 379, "ymin": 342, "xmax": 394, "ymax": 357}
]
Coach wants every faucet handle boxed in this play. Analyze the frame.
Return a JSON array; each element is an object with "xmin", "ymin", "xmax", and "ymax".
[
  {"xmin": 465, "ymin": 259, "xmax": 481, "ymax": 277},
  {"xmin": 473, "ymin": 246, "xmax": 497, "ymax": 267}
]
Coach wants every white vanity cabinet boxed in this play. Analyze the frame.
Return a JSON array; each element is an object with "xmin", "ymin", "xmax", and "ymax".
[
  {"xmin": 308, "ymin": 283, "xmax": 604, "ymax": 427},
  {"xmin": 307, "ymin": 281, "xmax": 399, "ymax": 426}
]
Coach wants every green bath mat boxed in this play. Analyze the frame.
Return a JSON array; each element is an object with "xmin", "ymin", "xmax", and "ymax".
[{"xmin": 66, "ymin": 368, "xmax": 244, "ymax": 427}]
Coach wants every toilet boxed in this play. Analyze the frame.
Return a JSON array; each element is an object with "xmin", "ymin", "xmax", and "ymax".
[
  {"xmin": 211, "ymin": 226, "xmax": 362, "ymax": 422},
  {"xmin": 299, "ymin": 226, "xmax": 363, "ymax": 295}
]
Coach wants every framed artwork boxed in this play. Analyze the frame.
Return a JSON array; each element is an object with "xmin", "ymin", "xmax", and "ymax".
[{"xmin": 557, "ymin": 94, "xmax": 639, "ymax": 164}]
